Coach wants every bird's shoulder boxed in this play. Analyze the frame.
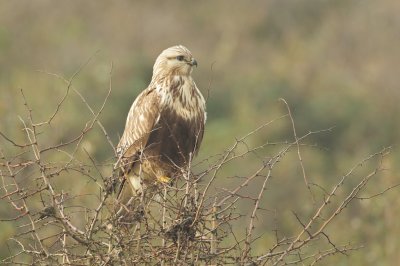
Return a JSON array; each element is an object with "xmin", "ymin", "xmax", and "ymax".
[
  {"xmin": 116, "ymin": 86, "xmax": 162, "ymax": 156},
  {"xmin": 131, "ymin": 86, "xmax": 160, "ymax": 108}
]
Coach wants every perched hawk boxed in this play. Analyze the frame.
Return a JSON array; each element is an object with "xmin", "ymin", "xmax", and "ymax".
[{"xmin": 115, "ymin": 45, "xmax": 206, "ymax": 201}]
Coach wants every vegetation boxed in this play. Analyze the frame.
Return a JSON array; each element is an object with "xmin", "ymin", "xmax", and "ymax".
[{"xmin": 1, "ymin": 1, "xmax": 399, "ymax": 265}]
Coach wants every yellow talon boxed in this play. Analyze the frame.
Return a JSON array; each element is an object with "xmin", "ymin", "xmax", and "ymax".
[{"xmin": 157, "ymin": 176, "xmax": 171, "ymax": 184}]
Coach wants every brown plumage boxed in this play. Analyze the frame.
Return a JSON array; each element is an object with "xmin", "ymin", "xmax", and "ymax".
[{"xmin": 115, "ymin": 45, "xmax": 206, "ymax": 201}]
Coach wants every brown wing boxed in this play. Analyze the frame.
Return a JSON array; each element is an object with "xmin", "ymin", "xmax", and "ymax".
[
  {"xmin": 117, "ymin": 87, "xmax": 161, "ymax": 160},
  {"xmin": 112, "ymin": 87, "xmax": 160, "ymax": 197}
]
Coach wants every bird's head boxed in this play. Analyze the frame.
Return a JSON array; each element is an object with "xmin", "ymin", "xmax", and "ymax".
[{"xmin": 152, "ymin": 45, "xmax": 198, "ymax": 79}]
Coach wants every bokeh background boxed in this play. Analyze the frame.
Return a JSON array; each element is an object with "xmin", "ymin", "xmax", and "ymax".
[{"xmin": 1, "ymin": 1, "xmax": 399, "ymax": 264}]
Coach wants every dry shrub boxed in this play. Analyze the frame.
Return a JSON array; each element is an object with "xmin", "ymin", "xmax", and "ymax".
[{"xmin": 0, "ymin": 65, "xmax": 394, "ymax": 265}]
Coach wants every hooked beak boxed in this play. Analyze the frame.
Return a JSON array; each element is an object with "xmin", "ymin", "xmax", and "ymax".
[{"xmin": 190, "ymin": 58, "xmax": 198, "ymax": 67}]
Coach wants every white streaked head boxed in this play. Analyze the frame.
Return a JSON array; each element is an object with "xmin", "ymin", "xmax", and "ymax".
[{"xmin": 152, "ymin": 45, "xmax": 198, "ymax": 79}]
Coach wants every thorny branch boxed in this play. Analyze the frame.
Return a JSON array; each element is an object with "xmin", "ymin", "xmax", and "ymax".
[{"xmin": 0, "ymin": 60, "xmax": 397, "ymax": 265}]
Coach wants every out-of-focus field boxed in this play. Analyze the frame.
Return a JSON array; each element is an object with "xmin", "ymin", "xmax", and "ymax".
[{"xmin": 1, "ymin": 1, "xmax": 399, "ymax": 264}]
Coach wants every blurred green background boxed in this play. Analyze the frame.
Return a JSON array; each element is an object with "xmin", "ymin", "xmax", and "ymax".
[{"xmin": 0, "ymin": 0, "xmax": 399, "ymax": 264}]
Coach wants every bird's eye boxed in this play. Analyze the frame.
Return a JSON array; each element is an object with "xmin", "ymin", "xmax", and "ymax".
[{"xmin": 176, "ymin": 55, "xmax": 184, "ymax": 61}]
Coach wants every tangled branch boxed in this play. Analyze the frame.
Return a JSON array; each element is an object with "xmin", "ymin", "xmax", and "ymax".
[{"xmin": 0, "ymin": 63, "xmax": 395, "ymax": 265}]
